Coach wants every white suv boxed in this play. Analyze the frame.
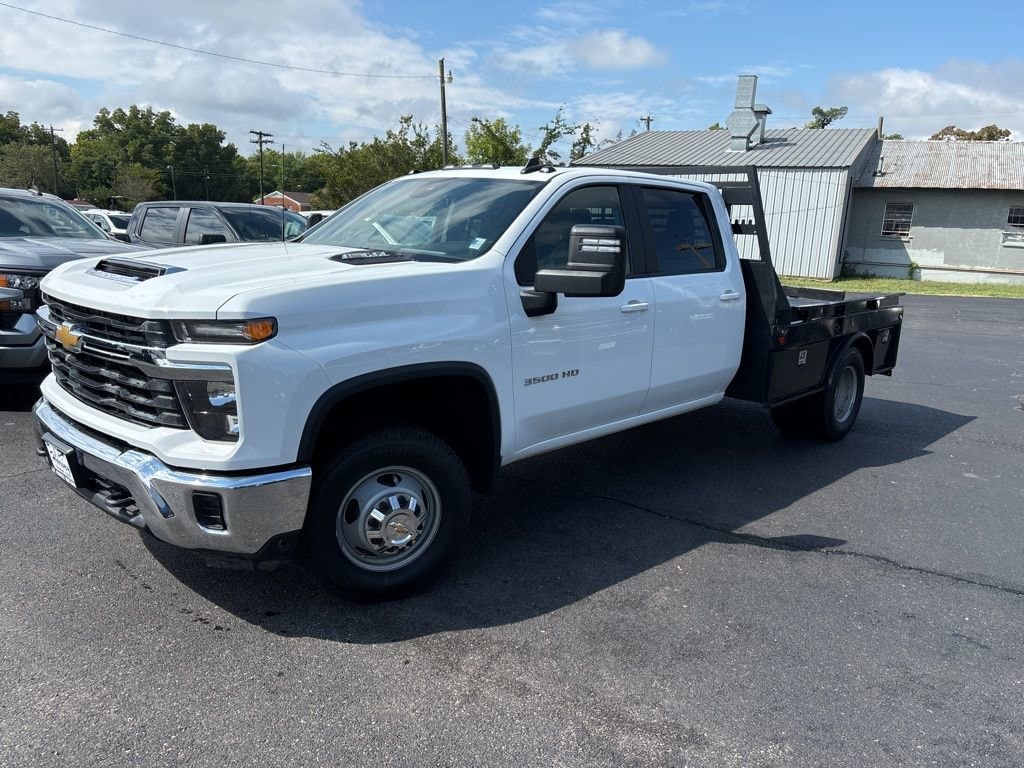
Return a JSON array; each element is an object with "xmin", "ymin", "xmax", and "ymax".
[{"xmin": 84, "ymin": 209, "xmax": 131, "ymax": 242}]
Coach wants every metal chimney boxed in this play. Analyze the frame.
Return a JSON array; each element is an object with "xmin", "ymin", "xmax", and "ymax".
[
  {"xmin": 725, "ymin": 75, "xmax": 759, "ymax": 152},
  {"xmin": 753, "ymin": 103, "xmax": 772, "ymax": 145}
]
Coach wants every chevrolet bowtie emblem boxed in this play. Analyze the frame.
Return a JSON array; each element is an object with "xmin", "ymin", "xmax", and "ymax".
[{"xmin": 55, "ymin": 322, "xmax": 84, "ymax": 352}]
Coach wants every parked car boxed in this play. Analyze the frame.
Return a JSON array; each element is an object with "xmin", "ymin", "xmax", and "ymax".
[
  {"xmin": 127, "ymin": 201, "xmax": 308, "ymax": 249},
  {"xmin": 0, "ymin": 188, "xmax": 143, "ymax": 372},
  {"xmin": 84, "ymin": 209, "xmax": 132, "ymax": 242},
  {"xmin": 300, "ymin": 209, "xmax": 336, "ymax": 226}
]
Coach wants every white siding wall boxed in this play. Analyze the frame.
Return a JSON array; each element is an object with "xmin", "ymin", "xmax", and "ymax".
[{"xmin": 667, "ymin": 168, "xmax": 850, "ymax": 279}]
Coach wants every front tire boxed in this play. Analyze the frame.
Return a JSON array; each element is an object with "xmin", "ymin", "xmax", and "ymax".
[{"xmin": 306, "ymin": 427, "xmax": 472, "ymax": 601}]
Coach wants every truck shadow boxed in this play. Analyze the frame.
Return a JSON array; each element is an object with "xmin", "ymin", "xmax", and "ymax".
[{"xmin": 143, "ymin": 396, "xmax": 971, "ymax": 643}]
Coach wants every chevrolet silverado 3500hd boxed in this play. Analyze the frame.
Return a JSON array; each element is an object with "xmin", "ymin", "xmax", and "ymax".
[{"xmin": 34, "ymin": 164, "xmax": 903, "ymax": 600}]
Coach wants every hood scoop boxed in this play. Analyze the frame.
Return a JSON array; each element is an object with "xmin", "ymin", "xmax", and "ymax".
[
  {"xmin": 329, "ymin": 250, "xmax": 412, "ymax": 265},
  {"xmin": 88, "ymin": 257, "xmax": 185, "ymax": 284}
]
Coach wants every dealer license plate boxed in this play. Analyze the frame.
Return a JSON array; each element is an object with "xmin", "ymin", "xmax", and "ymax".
[{"xmin": 43, "ymin": 438, "xmax": 79, "ymax": 488}]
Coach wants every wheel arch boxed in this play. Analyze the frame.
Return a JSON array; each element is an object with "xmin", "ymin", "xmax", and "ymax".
[
  {"xmin": 297, "ymin": 362, "xmax": 502, "ymax": 495},
  {"xmin": 828, "ymin": 332, "xmax": 874, "ymax": 384}
]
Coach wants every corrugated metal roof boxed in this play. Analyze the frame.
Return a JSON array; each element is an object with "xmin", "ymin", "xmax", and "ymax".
[
  {"xmin": 855, "ymin": 140, "xmax": 1024, "ymax": 190},
  {"xmin": 579, "ymin": 128, "xmax": 877, "ymax": 169}
]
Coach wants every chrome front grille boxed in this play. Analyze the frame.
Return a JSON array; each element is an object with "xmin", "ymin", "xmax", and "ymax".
[
  {"xmin": 39, "ymin": 299, "xmax": 187, "ymax": 429},
  {"xmin": 43, "ymin": 294, "xmax": 174, "ymax": 347}
]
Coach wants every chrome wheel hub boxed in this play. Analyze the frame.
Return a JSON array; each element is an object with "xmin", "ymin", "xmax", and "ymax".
[
  {"xmin": 833, "ymin": 366, "xmax": 857, "ymax": 423},
  {"xmin": 336, "ymin": 466, "xmax": 441, "ymax": 572}
]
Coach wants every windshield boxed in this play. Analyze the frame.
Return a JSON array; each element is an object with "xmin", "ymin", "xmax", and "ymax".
[
  {"xmin": 0, "ymin": 196, "xmax": 107, "ymax": 240},
  {"xmin": 109, "ymin": 214, "xmax": 131, "ymax": 228},
  {"xmin": 301, "ymin": 177, "xmax": 544, "ymax": 261},
  {"xmin": 222, "ymin": 207, "xmax": 308, "ymax": 241}
]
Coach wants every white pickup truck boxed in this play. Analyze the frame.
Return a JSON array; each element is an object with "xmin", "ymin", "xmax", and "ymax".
[{"xmin": 34, "ymin": 163, "xmax": 903, "ymax": 600}]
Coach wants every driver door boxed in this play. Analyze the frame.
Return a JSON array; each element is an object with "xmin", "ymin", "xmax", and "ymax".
[{"xmin": 505, "ymin": 183, "xmax": 655, "ymax": 454}]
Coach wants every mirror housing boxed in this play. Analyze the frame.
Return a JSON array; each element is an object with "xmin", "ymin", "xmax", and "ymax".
[
  {"xmin": 533, "ymin": 224, "xmax": 626, "ymax": 298},
  {"xmin": 199, "ymin": 233, "xmax": 228, "ymax": 245}
]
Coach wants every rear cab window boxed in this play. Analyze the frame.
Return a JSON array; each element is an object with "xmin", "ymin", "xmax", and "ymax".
[{"xmin": 139, "ymin": 207, "xmax": 180, "ymax": 244}]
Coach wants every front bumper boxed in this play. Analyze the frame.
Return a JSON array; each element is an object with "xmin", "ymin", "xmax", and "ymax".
[
  {"xmin": 0, "ymin": 312, "xmax": 47, "ymax": 369},
  {"xmin": 34, "ymin": 399, "xmax": 312, "ymax": 561}
]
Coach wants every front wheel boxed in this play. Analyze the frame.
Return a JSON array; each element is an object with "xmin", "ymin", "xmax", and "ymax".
[{"xmin": 306, "ymin": 427, "xmax": 472, "ymax": 601}]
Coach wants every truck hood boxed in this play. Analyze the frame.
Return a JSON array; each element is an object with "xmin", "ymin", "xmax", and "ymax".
[
  {"xmin": 0, "ymin": 236, "xmax": 144, "ymax": 272},
  {"xmin": 40, "ymin": 240, "xmax": 456, "ymax": 318}
]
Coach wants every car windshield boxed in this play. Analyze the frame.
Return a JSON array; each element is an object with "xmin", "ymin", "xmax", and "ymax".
[
  {"xmin": 109, "ymin": 214, "xmax": 131, "ymax": 228},
  {"xmin": 221, "ymin": 207, "xmax": 308, "ymax": 241},
  {"xmin": 0, "ymin": 196, "xmax": 106, "ymax": 239},
  {"xmin": 301, "ymin": 177, "xmax": 544, "ymax": 261}
]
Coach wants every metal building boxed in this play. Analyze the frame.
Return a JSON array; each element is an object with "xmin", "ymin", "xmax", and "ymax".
[
  {"xmin": 847, "ymin": 141, "xmax": 1024, "ymax": 285},
  {"xmin": 577, "ymin": 76, "xmax": 878, "ymax": 279}
]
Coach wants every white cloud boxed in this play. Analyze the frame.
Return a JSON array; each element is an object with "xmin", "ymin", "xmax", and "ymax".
[
  {"xmin": 0, "ymin": 76, "xmax": 84, "ymax": 122},
  {"xmin": 492, "ymin": 27, "xmax": 666, "ymax": 76},
  {"xmin": 831, "ymin": 65, "xmax": 1024, "ymax": 139},
  {"xmin": 570, "ymin": 30, "xmax": 666, "ymax": 70}
]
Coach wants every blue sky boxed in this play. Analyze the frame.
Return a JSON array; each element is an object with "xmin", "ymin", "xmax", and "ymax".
[{"xmin": 0, "ymin": 0, "xmax": 1021, "ymax": 157}]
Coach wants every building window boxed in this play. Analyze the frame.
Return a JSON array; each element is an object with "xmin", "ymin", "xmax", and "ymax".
[
  {"xmin": 1008, "ymin": 206, "xmax": 1024, "ymax": 227},
  {"xmin": 881, "ymin": 203, "xmax": 914, "ymax": 237}
]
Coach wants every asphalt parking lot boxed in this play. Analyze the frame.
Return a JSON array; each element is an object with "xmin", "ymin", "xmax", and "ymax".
[{"xmin": 2, "ymin": 294, "xmax": 1022, "ymax": 767}]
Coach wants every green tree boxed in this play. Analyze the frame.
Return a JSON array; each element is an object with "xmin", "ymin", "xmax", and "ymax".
[
  {"xmin": 110, "ymin": 162, "xmax": 162, "ymax": 207},
  {"xmin": 316, "ymin": 116, "xmax": 459, "ymax": 208},
  {"xmin": 707, "ymin": 121, "xmax": 725, "ymax": 131},
  {"xmin": 0, "ymin": 143, "xmax": 55, "ymax": 192},
  {"xmin": 882, "ymin": 132, "xmax": 904, "ymax": 140},
  {"xmin": 929, "ymin": 124, "xmax": 1011, "ymax": 141},
  {"xmin": 806, "ymin": 106, "xmax": 848, "ymax": 129},
  {"xmin": 534, "ymin": 107, "xmax": 578, "ymax": 165},
  {"xmin": 464, "ymin": 117, "xmax": 530, "ymax": 165}
]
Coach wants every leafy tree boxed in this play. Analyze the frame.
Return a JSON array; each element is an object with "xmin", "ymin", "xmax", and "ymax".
[
  {"xmin": 0, "ymin": 111, "xmax": 24, "ymax": 145},
  {"xmin": 882, "ymin": 132, "xmax": 904, "ymax": 140},
  {"xmin": 0, "ymin": 143, "xmax": 55, "ymax": 192},
  {"xmin": 464, "ymin": 117, "xmax": 530, "ymax": 165},
  {"xmin": 929, "ymin": 124, "xmax": 1011, "ymax": 141},
  {"xmin": 570, "ymin": 122, "xmax": 600, "ymax": 162},
  {"xmin": 534, "ymin": 107, "xmax": 578, "ymax": 165},
  {"xmin": 110, "ymin": 162, "xmax": 161, "ymax": 207},
  {"xmin": 316, "ymin": 116, "xmax": 459, "ymax": 208},
  {"xmin": 806, "ymin": 106, "xmax": 848, "ymax": 129},
  {"xmin": 707, "ymin": 122, "xmax": 725, "ymax": 131}
]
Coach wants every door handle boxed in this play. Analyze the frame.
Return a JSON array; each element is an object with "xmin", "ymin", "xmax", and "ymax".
[
  {"xmin": 719, "ymin": 290, "xmax": 741, "ymax": 302},
  {"xmin": 620, "ymin": 300, "xmax": 650, "ymax": 313}
]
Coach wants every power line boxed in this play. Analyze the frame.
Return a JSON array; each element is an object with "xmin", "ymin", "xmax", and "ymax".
[{"xmin": 0, "ymin": 1, "xmax": 436, "ymax": 80}]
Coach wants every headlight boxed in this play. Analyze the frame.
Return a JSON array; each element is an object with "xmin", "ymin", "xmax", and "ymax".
[
  {"xmin": 0, "ymin": 273, "xmax": 42, "ymax": 311},
  {"xmin": 172, "ymin": 318, "xmax": 277, "ymax": 344},
  {"xmin": 175, "ymin": 380, "xmax": 240, "ymax": 442}
]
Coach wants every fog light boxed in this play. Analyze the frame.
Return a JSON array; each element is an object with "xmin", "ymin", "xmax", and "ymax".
[{"xmin": 175, "ymin": 380, "xmax": 239, "ymax": 442}]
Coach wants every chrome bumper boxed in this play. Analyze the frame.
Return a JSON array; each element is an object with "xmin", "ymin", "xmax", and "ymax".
[{"xmin": 34, "ymin": 399, "xmax": 312, "ymax": 556}]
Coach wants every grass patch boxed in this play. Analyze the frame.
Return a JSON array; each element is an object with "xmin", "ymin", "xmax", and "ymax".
[{"xmin": 781, "ymin": 274, "xmax": 1024, "ymax": 299}]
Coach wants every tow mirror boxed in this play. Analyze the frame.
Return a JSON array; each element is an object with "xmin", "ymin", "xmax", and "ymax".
[{"xmin": 533, "ymin": 225, "xmax": 627, "ymax": 298}]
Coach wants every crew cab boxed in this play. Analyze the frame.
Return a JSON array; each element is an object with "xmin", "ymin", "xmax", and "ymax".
[{"xmin": 33, "ymin": 164, "xmax": 903, "ymax": 600}]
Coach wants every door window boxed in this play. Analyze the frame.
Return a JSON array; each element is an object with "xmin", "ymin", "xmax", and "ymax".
[
  {"xmin": 139, "ymin": 207, "xmax": 179, "ymax": 244},
  {"xmin": 184, "ymin": 207, "xmax": 232, "ymax": 244},
  {"xmin": 639, "ymin": 187, "xmax": 722, "ymax": 274},
  {"xmin": 515, "ymin": 186, "xmax": 625, "ymax": 285}
]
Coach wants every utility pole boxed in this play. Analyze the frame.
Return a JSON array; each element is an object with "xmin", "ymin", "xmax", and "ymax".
[
  {"xmin": 48, "ymin": 125, "xmax": 63, "ymax": 195},
  {"xmin": 166, "ymin": 165, "xmax": 177, "ymax": 200},
  {"xmin": 249, "ymin": 129, "xmax": 274, "ymax": 204},
  {"xmin": 204, "ymin": 167, "xmax": 210, "ymax": 200},
  {"xmin": 640, "ymin": 114, "xmax": 654, "ymax": 131},
  {"xmin": 280, "ymin": 144, "xmax": 285, "ymax": 203},
  {"xmin": 438, "ymin": 59, "xmax": 452, "ymax": 166}
]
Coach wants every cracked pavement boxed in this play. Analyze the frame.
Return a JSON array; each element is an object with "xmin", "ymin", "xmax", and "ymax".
[{"xmin": 2, "ymin": 294, "xmax": 1023, "ymax": 767}]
